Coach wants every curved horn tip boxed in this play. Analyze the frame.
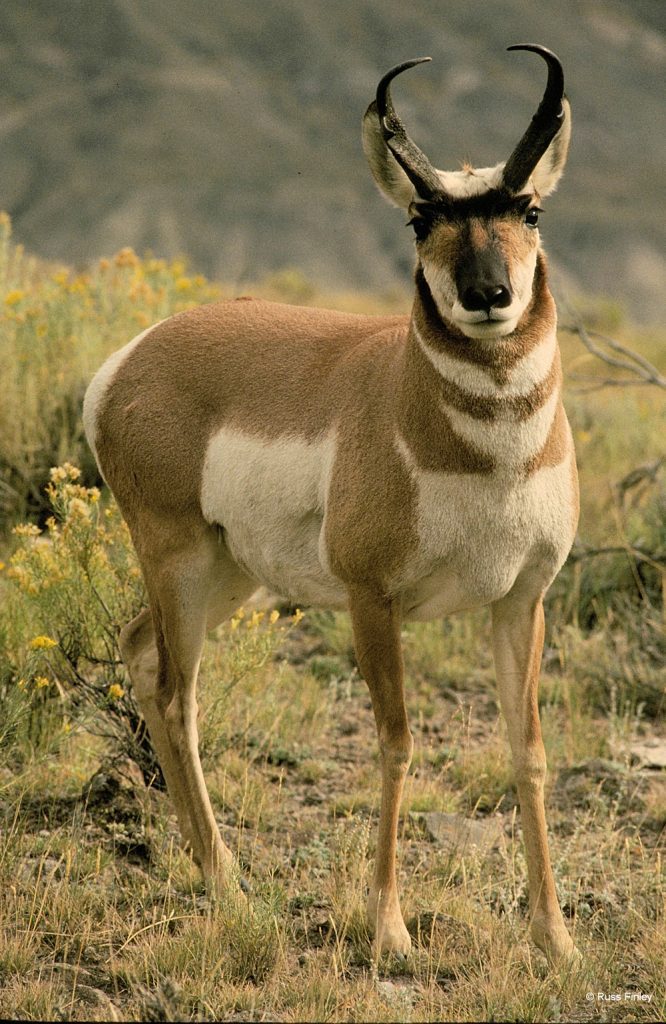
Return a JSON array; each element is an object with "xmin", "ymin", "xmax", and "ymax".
[
  {"xmin": 506, "ymin": 43, "xmax": 563, "ymax": 77},
  {"xmin": 376, "ymin": 57, "xmax": 433, "ymax": 123},
  {"xmin": 377, "ymin": 56, "xmax": 432, "ymax": 91},
  {"xmin": 390, "ymin": 56, "xmax": 432, "ymax": 70},
  {"xmin": 507, "ymin": 43, "xmax": 560, "ymax": 59},
  {"xmin": 506, "ymin": 43, "xmax": 564, "ymax": 110}
]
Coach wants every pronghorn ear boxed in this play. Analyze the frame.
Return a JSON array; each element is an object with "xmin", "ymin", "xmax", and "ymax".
[
  {"xmin": 529, "ymin": 96, "xmax": 572, "ymax": 197},
  {"xmin": 362, "ymin": 100, "xmax": 416, "ymax": 209}
]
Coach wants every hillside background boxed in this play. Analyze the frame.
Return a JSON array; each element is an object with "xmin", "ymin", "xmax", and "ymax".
[{"xmin": 0, "ymin": 0, "xmax": 664, "ymax": 320}]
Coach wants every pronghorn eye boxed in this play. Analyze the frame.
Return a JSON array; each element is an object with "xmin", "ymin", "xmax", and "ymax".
[
  {"xmin": 525, "ymin": 207, "xmax": 542, "ymax": 228},
  {"xmin": 407, "ymin": 217, "xmax": 431, "ymax": 242}
]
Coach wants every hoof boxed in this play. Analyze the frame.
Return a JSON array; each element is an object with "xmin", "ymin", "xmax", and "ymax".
[
  {"xmin": 531, "ymin": 916, "xmax": 580, "ymax": 966},
  {"xmin": 373, "ymin": 928, "xmax": 412, "ymax": 958},
  {"xmin": 367, "ymin": 889, "xmax": 411, "ymax": 957},
  {"xmin": 370, "ymin": 913, "xmax": 412, "ymax": 957}
]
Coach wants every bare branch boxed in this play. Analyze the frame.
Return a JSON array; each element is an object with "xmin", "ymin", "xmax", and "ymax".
[
  {"xmin": 615, "ymin": 459, "xmax": 664, "ymax": 504},
  {"xmin": 559, "ymin": 302, "xmax": 666, "ymax": 390}
]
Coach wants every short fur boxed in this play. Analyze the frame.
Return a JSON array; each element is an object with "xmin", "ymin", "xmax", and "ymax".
[{"xmin": 84, "ymin": 54, "xmax": 578, "ymax": 963}]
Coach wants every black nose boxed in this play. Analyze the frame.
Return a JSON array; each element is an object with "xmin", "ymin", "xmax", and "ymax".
[{"xmin": 461, "ymin": 284, "xmax": 512, "ymax": 313}]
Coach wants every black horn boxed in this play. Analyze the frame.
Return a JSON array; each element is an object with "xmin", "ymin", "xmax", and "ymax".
[
  {"xmin": 375, "ymin": 58, "xmax": 447, "ymax": 203},
  {"xmin": 502, "ymin": 45, "xmax": 565, "ymax": 193}
]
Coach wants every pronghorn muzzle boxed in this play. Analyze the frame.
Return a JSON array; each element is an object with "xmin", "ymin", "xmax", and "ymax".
[
  {"xmin": 374, "ymin": 44, "xmax": 565, "ymax": 200},
  {"xmin": 456, "ymin": 247, "xmax": 512, "ymax": 315}
]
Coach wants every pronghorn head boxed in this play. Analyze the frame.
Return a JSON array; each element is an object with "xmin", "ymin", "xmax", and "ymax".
[{"xmin": 363, "ymin": 45, "xmax": 571, "ymax": 339}]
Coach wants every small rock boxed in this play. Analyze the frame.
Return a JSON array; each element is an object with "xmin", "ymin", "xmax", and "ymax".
[
  {"xmin": 556, "ymin": 758, "xmax": 649, "ymax": 812},
  {"xmin": 630, "ymin": 738, "xmax": 666, "ymax": 770},
  {"xmin": 18, "ymin": 856, "xmax": 63, "ymax": 883},
  {"xmin": 559, "ymin": 757, "xmax": 628, "ymax": 782},
  {"xmin": 376, "ymin": 980, "xmax": 416, "ymax": 1013},
  {"xmin": 81, "ymin": 770, "xmax": 121, "ymax": 805},
  {"xmin": 411, "ymin": 811, "xmax": 505, "ymax": 855}
]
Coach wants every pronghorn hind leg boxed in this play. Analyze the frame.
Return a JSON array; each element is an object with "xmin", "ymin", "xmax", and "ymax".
[
  {"xmin": 119, "ymin": 607, "xmax": 199, "ymax": 855},
  {"xmin": 348, "ymin": 584, "xmax": 413, "ymax": 956},
  {"xmin": 120, "ymin": 514, "xmax": 256, "ymax": 888},
  {"xmin": 491, "ymin": 585, "xmax": 578, "ymax": 964}
]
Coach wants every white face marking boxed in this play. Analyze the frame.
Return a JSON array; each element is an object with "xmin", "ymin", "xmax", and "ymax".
[
  {"xmin": 414, "ymin": 322, "xmax": 557, "ymax": 398},
  {"xmin": 434, "ymin": 163, "xmax": 505, "ymax": 198},
  {"xmin": 200, "ymin": 427, "xmax": 345, "ymax": 606},
  {"xmin": 83, "ymin": 321, "xmax": 163, "ymax": 468},
  {"xmin": 394, "ymin": 433, "xmax": 576, "ymax": 618}
]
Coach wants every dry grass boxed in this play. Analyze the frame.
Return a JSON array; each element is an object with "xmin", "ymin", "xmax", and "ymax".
[{"xmin": 0, "ymin": 602, "xmax": 663, "ymax": 1021}]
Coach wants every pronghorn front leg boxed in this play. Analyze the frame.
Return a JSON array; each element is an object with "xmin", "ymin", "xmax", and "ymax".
[
  {"xmin": 348, "ymin": 585, "xmax": 413, "ymax": 956},
  {"xmin": 491, "ymin": 586, "xmax": 577, "ymax": 963}
]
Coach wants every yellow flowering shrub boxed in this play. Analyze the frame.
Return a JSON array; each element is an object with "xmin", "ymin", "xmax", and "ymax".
[
  {"xmin": 1, "ymin": 462, "xmax": 306, "ymax": 776},
  {"xmin": 219, "ymin": 606, "xmax": 304, "ymax": 694},
  {"xmin": 0, "ymin": 211, "xmax": 221, "ymax": 526},
  {"xmin": 198, "ymin": 605, "xmax": 307, "ymax": 767},
  {"xmin": 1, "ymin": 464, "xmax": 153, "ymax": 768}
]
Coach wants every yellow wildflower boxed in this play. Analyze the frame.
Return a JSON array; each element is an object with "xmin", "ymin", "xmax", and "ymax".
[
  {"xmin": 248, "ymin": 610, "xmax": 265, "ymax": 629},
  {"xmin": 50, "ymin": 463, "xmax": 81, "ymax": 483},
  {"xmin": 269, "ymin": 609, "xmax": 280, "ymax": 625},
  {"xmin": 17, "ymin": 678, "xmax": 27, "ymax": 690},
  {"xmin": 68, "ymin": 498, "xmax": 91, "ymax": 519},
  {"xmin": 4, "ymin": 289, "xmax": 25, "ymax": 306},
  {"xmin": 35, "ymin": 676, "xmax": 51, "ymax": 689},
  {"xmin": 175, "ymin": 276, "xmax": 192, "ymax": 292},
  {"xmin": 107, "ymin": 683, "xmax": 125, "ymax": 700},
  {"xmin": 0, "ymin": 561, "xmax": 5, "ymax": 572},
  {"xmin": 292, "ymin": 608, "xmax": 304, "ymax": 625},
  {"xmin": 68, "ymin": 276, "xmax": 89, "ymax": 294},
  {"xmin": 30, "ymin": 635, "xmax": 57, "ymax": 650},
  {"xmin": 12, "ymin": 523, "xmax": 41, "ymax": 537},
  {"xmin": 114, "ymin": 247, "xmax": 139, "ymax": 268},
  {"xmin": 230, "ymin": 616, "xmax": 241, "ymax": 631}
]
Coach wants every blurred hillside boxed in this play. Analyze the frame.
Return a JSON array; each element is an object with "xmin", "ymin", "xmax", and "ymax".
[{"xmin": 0, "ymin": 0, "xmax": 664, "ymax": 319}]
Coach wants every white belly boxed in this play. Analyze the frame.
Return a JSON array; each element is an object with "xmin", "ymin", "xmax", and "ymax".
[
  {"xmin": 200, "ymin": 426, "xmax": 575, "ymax": 619},
  {"xmin": 395, "ymin": 444, "xmax": 577, "ymax": 619},
  {"xmin": 200, "ymin": 426, "xmax": 346, "ymax": 606}
]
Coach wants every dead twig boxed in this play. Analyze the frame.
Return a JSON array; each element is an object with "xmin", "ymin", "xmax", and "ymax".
[{"xmin": 559, "ymin": 304, "xmax": 666, "ymax": 390}]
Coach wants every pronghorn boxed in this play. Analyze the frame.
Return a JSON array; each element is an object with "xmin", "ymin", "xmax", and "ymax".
[{"xmin": 83, "ymin": 44, "xmax": 578, "ymax": 962}]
